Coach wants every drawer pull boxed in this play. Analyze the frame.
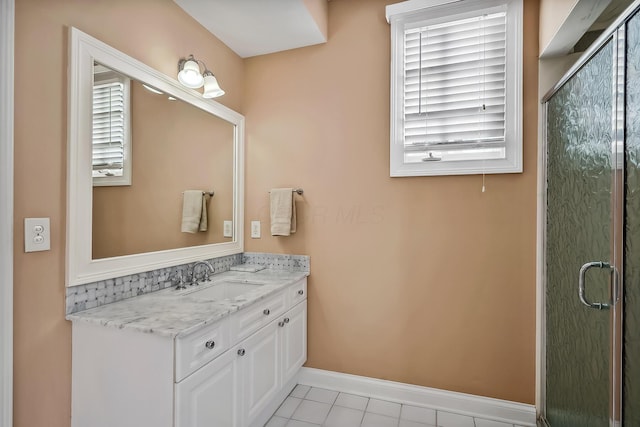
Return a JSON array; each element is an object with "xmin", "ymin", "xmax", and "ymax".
[
  {"xmin": 205, "ymin": 340, "xmax": 215, "ymax": 349},
  {"xmin": 284, "ymin": 317, "xmax": 290, "ymax": 323},
  {"xmin": 263, "ymin": 309, "xmax": 271, "ymax": 316},
  {"xmin": 278, "ymin": 321, "xmax": 285, "ymax": 327},
  {"xmin": 237, "ymin": 348, "xmax": 246, "ymax": 356},
  {"xmin": 297, "ymin": 290, "xmax": 304, "ymax": 295}
]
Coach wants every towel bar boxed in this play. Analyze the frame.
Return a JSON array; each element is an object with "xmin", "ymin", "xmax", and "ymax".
[
  {"xmin": 182, "ymin": 191, "xmax": 214, "ymax": 197},
  {"xmin": 269, "ymin": 189, "xmax": 303, "ymax": 195}
]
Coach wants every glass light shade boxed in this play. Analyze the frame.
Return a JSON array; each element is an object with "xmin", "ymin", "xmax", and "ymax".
[
  {"xmin": 178, "ymin": 59, "xmax": 204, "ymax": 89},
  {"xmin": 202, "ymin": 73, "xmax": 225, "ymax": 98}
]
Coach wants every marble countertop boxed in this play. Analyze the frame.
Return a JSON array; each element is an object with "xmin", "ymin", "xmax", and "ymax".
[{"xmin": 66, "ymin": 268, "xmax": 309, "ymax": 338}]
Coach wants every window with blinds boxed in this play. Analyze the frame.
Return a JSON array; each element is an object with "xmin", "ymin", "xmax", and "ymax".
[
  {"xmin": 387, "ymin": 0, "xmax": 522, "ymax": 177},
  {"xmin": 92, "ymin": 70, "xmax": 131, "ymax": 186}
]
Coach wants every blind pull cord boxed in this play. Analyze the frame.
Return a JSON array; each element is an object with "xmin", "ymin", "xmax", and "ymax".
[{"xmin": 418, "ymin": 31, "xmax": 423, "ymax": 115}]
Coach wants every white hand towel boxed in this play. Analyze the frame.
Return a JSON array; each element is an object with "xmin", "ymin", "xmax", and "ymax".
[
  {"xmin": 181, "ymin": 190, "xmax": 207, "ymax": 233},
  {"xmin": 270, "ymin": 188, "xmax": 296, "ymax": 236},
  {"xmin": 199, "ymin": 193, "xmax": 208, "ymax": 232}
]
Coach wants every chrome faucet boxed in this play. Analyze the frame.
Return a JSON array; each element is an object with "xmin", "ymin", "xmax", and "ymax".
[
  {"xmin": 171, "ymin": 268, "xmax": 187, "ymax": 290},
  {"xmin": 190, "ymin": 260, "xmax": 215, "ymax": 286}
]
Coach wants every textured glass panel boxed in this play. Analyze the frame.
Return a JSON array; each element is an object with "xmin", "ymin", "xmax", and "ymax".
[
  {"xmin": 546, "ymin": 41, "xmax": 613, "ymax": 427},
  {"xmin": 624, "ymin": 11, "xmax": 640, "ymax": 426}
]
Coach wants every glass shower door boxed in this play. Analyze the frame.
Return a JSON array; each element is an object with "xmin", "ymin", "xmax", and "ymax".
[{"xmin": 545, "ymin": 39, "xmax": 616, "ymax": 427}]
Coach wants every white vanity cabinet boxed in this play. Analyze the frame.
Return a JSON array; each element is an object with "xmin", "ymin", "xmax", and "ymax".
[
  {"xmin": 176, "ymin": 299, "xmax": 308, "ymax": 427},
  {"xmin": 239, "ymin": 318, "xmax": 281, "ymax": 424},
  {"xmin": 71, "ymin": 278, "xmax": 307, "ymax": 427},
  {"xmin": 175, "ymin": 345, "xmax": 242, "ymax": 426},
  {"xmin": 281, "ymin": 300, "xmax": 307, "ymax": 385}
]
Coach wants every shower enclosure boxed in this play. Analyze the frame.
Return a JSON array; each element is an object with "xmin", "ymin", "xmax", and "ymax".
[{"xmin": 542, "ymin": 2, "xmax": 640, "ymax": 426}]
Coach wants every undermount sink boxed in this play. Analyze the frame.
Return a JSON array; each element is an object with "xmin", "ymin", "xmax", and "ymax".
[{"xmin": 184, "ymin": 280, "xmax": 263, "ymax": 300}]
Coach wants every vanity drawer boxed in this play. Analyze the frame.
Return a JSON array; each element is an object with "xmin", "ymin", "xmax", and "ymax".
[
  {"xmin": 175, "ymin": 318, "xmax": 229, "ymax": 382},
  {"xmin": 231, "ymin": 291, "xmax": 287, "ymax": 342},
  {"xmin": 287, "ymin": 278, "xmax": 307, "ymax": 306}
]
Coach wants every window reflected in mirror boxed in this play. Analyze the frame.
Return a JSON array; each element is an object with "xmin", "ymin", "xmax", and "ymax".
[{"xmin": 93, "ymin": 63, "xmax": 131, "ymax": 186}]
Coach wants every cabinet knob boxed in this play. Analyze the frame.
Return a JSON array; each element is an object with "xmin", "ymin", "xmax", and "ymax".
[
  {"xmin": 205, "ymin": 340, "xmax": 215, "ymax": 349},
  {"xmin": 237, "ymin": 348, "xmax": 246, "ymax": 356},
  {"xmin": 284, "ymin": 317, "xmax": 290, "ymax": 323},
  {"xmin": 297, "ymin": 289, "xmax": 304, "ymax": 295},
  {"xmin": 278, "ymin": 321, "xmax": 285, "ymax": 327},
  {"xmin": 263, "ymin": 309, "xmax": 270, "ymax": 315}
]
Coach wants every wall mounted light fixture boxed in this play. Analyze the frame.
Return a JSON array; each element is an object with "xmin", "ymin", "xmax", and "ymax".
[{"xmin": 177, "ymin": 54, "xmax": 225, "ymax": 98}]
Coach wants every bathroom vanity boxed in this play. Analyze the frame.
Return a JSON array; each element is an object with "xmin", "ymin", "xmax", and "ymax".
[
  {"xmin": 68, "ymin": 269, "xmax": 308, "ymax": 427},
  {"xmin": 63, "ymin": 28, "xmax": 308, "ymax": 427}
]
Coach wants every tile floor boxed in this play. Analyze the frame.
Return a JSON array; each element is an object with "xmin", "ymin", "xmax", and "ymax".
[{"xmin": 265, "ymin": 385, "xmax": 529, "ymax": 427}]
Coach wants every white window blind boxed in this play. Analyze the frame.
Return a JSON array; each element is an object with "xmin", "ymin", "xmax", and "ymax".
[
  {"xmin": 92, "ymin": 81, "xmax": 125, "ymax": 179},
  {"xmin": 387, "ymin": 0, "xmax": 522, "ymax": 177},
  {"xmin": 403, "ymin": 11, "xmax": 507, "ymax": 163}
]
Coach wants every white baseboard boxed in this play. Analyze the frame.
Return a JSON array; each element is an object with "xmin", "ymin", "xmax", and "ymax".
[{"xmin": 297, "ymin": 368, "xmax": 536, "ymax": 426}]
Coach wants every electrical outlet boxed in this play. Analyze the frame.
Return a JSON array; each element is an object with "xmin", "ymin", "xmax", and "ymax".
[
  {"xmin": 223, "ymin": 220, "xmax": 233, "ymax": 238},
  {"xmin": 251, "ymin": 221, "xmax": 261, "ymax": 238},
  {"xmin": 25, "ymin": 217, "xmax": 51, "ymax": 252}
]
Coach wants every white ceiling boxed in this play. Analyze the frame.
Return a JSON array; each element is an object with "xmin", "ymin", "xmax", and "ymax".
[
  {"xmin": 589, "ymin": 0, "xmax": 635, "ymax": 30},
  {"xmin": 541, "ymin": 0, "xmax": 635, "ymax": 57},
  {"xmin": 173, "ymin": 0, "xmax": 327, "ymax": 58}
]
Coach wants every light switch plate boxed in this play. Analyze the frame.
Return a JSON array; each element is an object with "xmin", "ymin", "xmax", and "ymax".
[
  {"xmin": 25, "ymin": 217, "xmax": 51, "ymax": 252},
  {"xmin": 223, "ymin": 220, "xmax": 233, "ymax": 238},
  {"xmin": 251, "ymin": 221, "xmax": 261, "ymax": 239}
]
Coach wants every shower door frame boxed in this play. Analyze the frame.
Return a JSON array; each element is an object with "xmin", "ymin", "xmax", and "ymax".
[{"xmin": 537, "ymin": 2, "xmax": 638, "ymax": 424}]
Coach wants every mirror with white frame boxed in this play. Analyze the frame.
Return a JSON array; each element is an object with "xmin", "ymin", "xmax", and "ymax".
[{"xmin": 67, "ymin": 27, "xmax": 244, "ymax": 287}]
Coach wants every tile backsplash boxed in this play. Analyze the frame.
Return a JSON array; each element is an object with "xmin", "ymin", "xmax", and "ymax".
[
  {"xmin": 66, "ymin": 252, "xmax": 310, "ymax": 315},
  {"xmin": 242, "ymin": 252, "xmax": 310, "ymax": 272}
]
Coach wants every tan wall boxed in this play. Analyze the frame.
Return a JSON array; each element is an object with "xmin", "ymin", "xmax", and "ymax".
[
  {"xmin": 539, "ymin": 0, "xmax": 578, "ymax": 54},
  {"xmin": 14, "ymin": 0, "xmax": 539, "ymax": 424},
  {"xmin": 13, "ymin": 1, "xmax": 243, "ymax": 426},
  {"xmin": 93, "ymin": 81, "xmax": 234, "ymax": 259},
  {"xmin": 244, "ymin": 0, "xmax": 539, "ymax": 403}
]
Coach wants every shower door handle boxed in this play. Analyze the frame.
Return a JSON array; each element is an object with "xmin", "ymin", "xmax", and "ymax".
[{"xmin": 578, "ymin": 261, "xmax": 612, "ymax": 310}]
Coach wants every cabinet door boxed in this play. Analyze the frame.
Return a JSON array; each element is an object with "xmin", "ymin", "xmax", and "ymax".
[
  {"xmin": 240, "ymin": 320, "xmax": 280, "ymax": 425},
  {"xmin": 281, "ymin": 301, "xmax": 307, "ymax": 384},
  {"xmin": 175, "ymin": 348, "xmax": 241, "ymax": 427}
]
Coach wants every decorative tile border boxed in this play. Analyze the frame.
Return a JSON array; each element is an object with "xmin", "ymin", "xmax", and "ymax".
[
  {"xmin": 65, "ymin": 252, "xmax": 310, "ymax": 315},
  {"xmin": 65, "ymin": 254, "xmax": 243, "ymax": 315},
  {"xmin": 242, "ymin": 252, "xmax": 310, "ymax": 272}
]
